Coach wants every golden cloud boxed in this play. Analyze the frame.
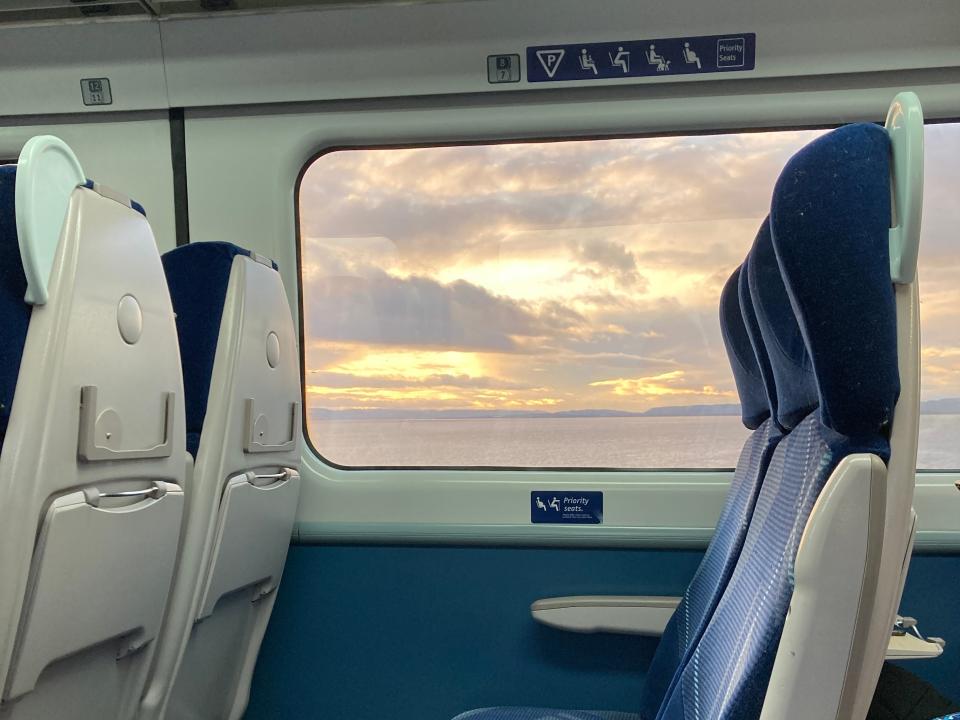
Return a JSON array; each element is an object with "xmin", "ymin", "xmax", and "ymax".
[{"xmin": 589, "ymin": 370, "xmax": 732, "ymax": 399}]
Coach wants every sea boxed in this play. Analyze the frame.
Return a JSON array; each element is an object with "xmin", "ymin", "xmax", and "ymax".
[{"xmin": 308, "ymin": 414, "xmax": 960, "ymax": 470}]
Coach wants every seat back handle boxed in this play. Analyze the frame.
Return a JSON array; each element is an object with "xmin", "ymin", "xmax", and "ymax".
[
  {"xmin": 244, "ymin": 468, "xmax": 291, "ymax": 488},
  {"xmin": 82, "ymin": 482, "xmax": 167, "ymax": 508}
]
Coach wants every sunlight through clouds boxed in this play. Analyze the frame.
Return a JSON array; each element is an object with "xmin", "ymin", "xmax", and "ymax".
[
  {"xmin": 331, "ymin": 349, "xmax": 488, "ymax": 381},
  {"xmin": 589, "ymin": 370, "xmax": 732, "ymax": 399},
  {"xmin": 299, "ymin": 124, "xmax": 960, "ymax": 434}
]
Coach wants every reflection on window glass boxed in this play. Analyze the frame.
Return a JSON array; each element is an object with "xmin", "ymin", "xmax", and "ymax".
[{"xmin": 299, "ymin": 124, "xmax": 960, "ymax": 469}]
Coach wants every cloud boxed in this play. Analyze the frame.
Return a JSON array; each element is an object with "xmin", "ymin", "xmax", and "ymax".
[
  {"xmin": 298, "ymin": 123, "xmax": 960, "ymax": 421},
  {"xmin": 304, "ymin": 269, "xmax": 542, "ymax": 352},
  {"xmin": 590, "ymin": 370, "xmax": 732, "ymax": 400},
  {"xmin": 309, "ymin": 370, "xmax": 534, "ymax": 391},
  {"xmin": 569, "ymin": 237, "xmax": 646, "ymax": 289},
  {"xmin": 297, "ymin": 131, "xmax": 825, "ymax": 273}
]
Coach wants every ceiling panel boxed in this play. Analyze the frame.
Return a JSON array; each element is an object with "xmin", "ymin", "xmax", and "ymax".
[{"xmin": 0, "ymin": 0, "xmax": 454, "ymax": 25}]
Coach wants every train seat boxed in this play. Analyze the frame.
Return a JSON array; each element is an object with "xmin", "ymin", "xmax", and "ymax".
[
  {"xmin": 655, "ymin": 106, "xmax": 921, "ymax": 719},
  {"xmin": 0, "ymin": 137, "xmax": 186, "ymax": 720},
  {"xmin": 140, "ymin": 241, "xmax": 302, "ymax": 720},
  {"xmin": 450, "ymin": 92, "xmax": 924, "ymax": 720}
]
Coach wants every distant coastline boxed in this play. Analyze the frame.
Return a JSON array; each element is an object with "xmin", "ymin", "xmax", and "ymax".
[{"xmin": 311, "ymin": 398, "xmax": 960, "ymax": 421}]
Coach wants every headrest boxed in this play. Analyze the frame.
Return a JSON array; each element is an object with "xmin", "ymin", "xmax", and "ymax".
[
  {"xmin": 719, "ymin": 266, "xmax": 769, "ymax": 430},
  {"xmin": 746, "ymin": 219, "xmax": 818, "ymax": 431},
  {"xmin": 162, "ymin": 241, "xmax": 276, "ymax": 456},
  {"xmin": 0, "ymin": 166, "xmax": 31, "ymax": 446},
  {"xmin": 738, "ymin": 252, "xmax": 777, "ymax": 429},
  {"xmin": 771, "ymin": 123, "xmax": 899, "ymax": 443}
]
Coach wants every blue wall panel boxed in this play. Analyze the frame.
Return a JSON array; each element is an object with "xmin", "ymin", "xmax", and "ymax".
[
  {"xmin": 894, "ymin": 554, "xmax": 960, "ymax": 699},
  {"xmin": 245, "ymin": 547, "xmax": 960, "ymax": 719}
]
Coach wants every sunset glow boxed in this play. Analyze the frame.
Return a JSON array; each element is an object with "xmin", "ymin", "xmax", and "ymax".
[{"xmin": 299, "ymin": 125, "xmax": 960, "ymax": 431}]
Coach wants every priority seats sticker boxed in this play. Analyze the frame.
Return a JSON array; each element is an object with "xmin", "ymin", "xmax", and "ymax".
[{"xmin": 531, "ymin": 491, "xmax": 603, "ymax": 524}]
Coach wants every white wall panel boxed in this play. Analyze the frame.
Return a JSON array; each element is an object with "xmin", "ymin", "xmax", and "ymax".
[
  {"xmin": 0, "ymin": 115, "xmax": 177, "ymax": 252},
  {"xmin": 182, "ymin": 81, "xmax": 960, "ymax": 548},
  {"xmin": 0, "ymin": 21, "xmax": 166, "ymax": 116},
  {"xmin": 160, "ymin": 0, "xmax": 960, "ymax": 108},
  {"xmin": 0, "ymin": 0, "xmax": 956, "ymax": 547}
]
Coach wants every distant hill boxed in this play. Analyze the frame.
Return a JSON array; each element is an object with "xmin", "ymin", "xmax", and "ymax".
[
  {"xmin": 921, "ymin": 397, "xmax": 960, "ymax": 414},
  {"xmin": 642, "ymin": 403, "xmax": 741, "ymax": 417},
  {"xmin": 309, "ymin": 398, "xmax": 960, "ymax": 421},
  {"xmin": 310, "ymin": 403, "xmax": 742, "ymax": 421}
]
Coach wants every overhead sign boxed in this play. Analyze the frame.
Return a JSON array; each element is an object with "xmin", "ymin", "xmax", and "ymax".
[
  {"xmin": 531, "ymin": 491, "xmax": 603, "ymax": 525},
  {"xmin": 527, "ymin": 33, "xmax": 755, "ymax": 82}
]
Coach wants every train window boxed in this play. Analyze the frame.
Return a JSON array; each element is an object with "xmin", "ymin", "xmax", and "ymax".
[
  {"xmin": 916, "ymin": 122, "xmax": 960, "ymax": 469},
  {"xmin": 299, "ymin": 124, "xmax": 959, "ymax": 470}
]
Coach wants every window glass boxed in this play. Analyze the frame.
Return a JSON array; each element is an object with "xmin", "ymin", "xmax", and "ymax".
[
  {"xmin": 916, "ymin": 122, "xmax": 960, "ymax": 469},
  {"xmin": 299, "ymin": 124, "xmax": 959, "ymax": 469}
]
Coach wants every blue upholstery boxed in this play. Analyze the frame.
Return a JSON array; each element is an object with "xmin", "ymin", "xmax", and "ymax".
[
  {"xmin": 655, "ymin": 414, "xmax": 888, "ymax": 720},
  {"xmin": 162, "ymin": 241, "xmax": 258, "ymax": 457},
  {"xmin": 640, "ymin": 419, "xmax": 780, "ymax": 719},
  {"xmin": 654, "ymin": 123, "xmax": 898, "ymax": 720},
  {"xmin": 0, "ymin": 165, "xmax": 30, "ymax": 447},
  {"xmin": 746, "ymin": 219, "xmax": 817, "ymax": 431},
  {"xmin": 452, "ymin": 710, "xmax": 639, "ymax": 720},
  {"xmin": 720, "ymin": 266, "xmax": 769, "ymax": 430},
  {"xmin": 737, "ymin": 254, "xmax": 778, "ymax": 430},
  {"xmin": 637, "ymin": 265, "xmax": 781, "ymax": 719},
  {"xmin": 771, "ymin": 122, "xmax": 899, "ymax": 442},
  {"xmin": 935, "ymin": 715, "xmax": 960, "ymax": 720}
]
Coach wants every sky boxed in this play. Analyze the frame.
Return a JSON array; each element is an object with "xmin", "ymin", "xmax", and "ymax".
[{"xmin": 299, "ymin": 124, "xmax": 960, "ymax": 418}]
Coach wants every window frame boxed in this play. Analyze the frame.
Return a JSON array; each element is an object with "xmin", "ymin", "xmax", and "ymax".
[
  {"xmin": 170, "ymin": 81, "xmax": 960, "ymax": 548},
  {"xmin": 296, "ymin": 124, "xmax": 839, "ymax": 473},
  {"xmin": 296, "ymin": 120, "xmax": 960, "ymax": 475}
]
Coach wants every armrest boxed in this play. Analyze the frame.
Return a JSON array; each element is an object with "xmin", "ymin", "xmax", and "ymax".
[
  {"xmin": 886, "ymin": 633, "xmax": 945, "ymax": 660},
  {"xmin": 530, "ymin": 595, "xmax": 681, "ymax": 636},
  {"xmin": 531, "ymin": 596, "xmax": 946, "ymax": 653}
]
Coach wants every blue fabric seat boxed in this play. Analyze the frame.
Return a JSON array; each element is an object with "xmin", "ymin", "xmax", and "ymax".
[
  {"xmin": 0, "ymin": 166, "xmax": 31, "ymax": 447},
  {"xmin": 161, "ymin": 241, "xmax": 267, "ymax": 457},
  {"xmin": 655, "ymin": 122, "xmax": 897, "ymax": 720},
  {"xmin": 451, "ymin": 122, "xmax": 898, "ymax": 720},
  {"xmin": 452, "ymin": 240, "xmax": 796, "ymax": 720}
]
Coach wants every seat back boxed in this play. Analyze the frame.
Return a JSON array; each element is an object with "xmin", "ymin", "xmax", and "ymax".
[
  {"xmin": 840, "ymin": 93, "xmax": 924, "ymax": 719},
  {"xmin": 759, "ymin": 95, "xmax": 923, "ymax": 720},
  {"xmin": 0, "ymin": 143, "xmax": 186, "ymax": 720},
  {"xmin": 140, "ymin": 241, "xmax": 302, "ymax": 720},
  {"xmin": 655, "ymin": 111, "xmax": 919, "ymax": 720},
  {"xmin": 638, "ymin": 262, "xmax": 785, "ymax": 717}
]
